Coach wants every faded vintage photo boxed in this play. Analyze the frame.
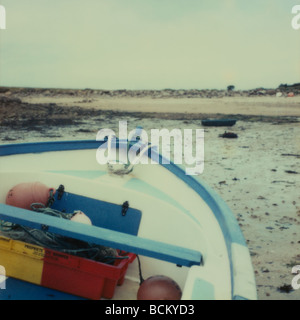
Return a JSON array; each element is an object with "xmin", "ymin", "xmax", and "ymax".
[{"xmin": 0, "ymin": 1, "xmax": 299, "ymax": 302}]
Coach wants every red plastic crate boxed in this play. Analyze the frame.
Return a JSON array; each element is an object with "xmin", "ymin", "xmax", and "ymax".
[{"xmin": 42, "ymin": 249, "xmax": 136, "ymax": 300}]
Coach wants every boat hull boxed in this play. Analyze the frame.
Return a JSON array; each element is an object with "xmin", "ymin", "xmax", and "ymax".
[{"xmin": 0, "ymin": 140, "xmax": 257, "ymax": 300}]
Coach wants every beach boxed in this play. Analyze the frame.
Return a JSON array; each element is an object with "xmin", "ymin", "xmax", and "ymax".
[{"xmin": 0, "ymin": 88, "xmax": 300, "ymax": 300}]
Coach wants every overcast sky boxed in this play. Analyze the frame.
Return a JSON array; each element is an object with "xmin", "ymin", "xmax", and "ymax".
[{"xmin": 0, "ymin": 0, "xmax": 299, "ymax": 90}]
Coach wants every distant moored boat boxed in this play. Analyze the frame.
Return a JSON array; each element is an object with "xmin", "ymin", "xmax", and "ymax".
[{"xmin": 201, "ymin": 119, "xmax": 237, "ymax": 127}]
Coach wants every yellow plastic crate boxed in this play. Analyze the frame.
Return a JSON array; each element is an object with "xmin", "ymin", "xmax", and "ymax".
[
  {"xmin": 0, "ymin": 236, "xmax": 136, "ymax": 299},
  {"xmin": 0, "ymin": 236, "xmax": 44, "ymax": 285}
]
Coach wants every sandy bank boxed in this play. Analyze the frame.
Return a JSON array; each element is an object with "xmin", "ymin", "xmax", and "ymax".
[{"xmin": 20, "ymin": 95, "xmax": 300, "ymax": 117}]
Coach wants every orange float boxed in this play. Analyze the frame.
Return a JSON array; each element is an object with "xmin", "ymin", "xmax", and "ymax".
[{"xmin": 6, "ymin": 182, "xmax": 55, "ymax": 210}]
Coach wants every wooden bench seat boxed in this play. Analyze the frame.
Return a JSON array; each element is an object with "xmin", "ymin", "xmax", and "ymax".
[{"xmin": 0, "ymin": 204, "xmax": 202, "ymax": 267}]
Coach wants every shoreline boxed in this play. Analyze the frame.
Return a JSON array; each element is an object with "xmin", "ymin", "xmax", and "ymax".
[
  {"xmin": 0, "ymin": 94, "xmax": 299, "ymax": 129},
  {"xmin": 1, "ymin": 85, "xmax": 300, "ymax": 119}
]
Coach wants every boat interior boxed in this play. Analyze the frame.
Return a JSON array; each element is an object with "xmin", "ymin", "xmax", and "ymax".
[{"xmin": 0, "ymin": 145, "xmax": 235, "ymax": 300}]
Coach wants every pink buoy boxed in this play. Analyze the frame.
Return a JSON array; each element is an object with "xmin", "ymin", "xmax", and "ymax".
[{"xmin": 6, "ymin": 182, "xmax": 55, "ymax": 210}]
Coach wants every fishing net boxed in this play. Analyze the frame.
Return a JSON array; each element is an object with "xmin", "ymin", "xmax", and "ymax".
[{"xmin": 0, "ymin": 203, "xmax": 123, "ymax": 264}]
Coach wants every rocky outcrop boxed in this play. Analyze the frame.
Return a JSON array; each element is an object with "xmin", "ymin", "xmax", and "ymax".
[{"xmin": 0, "ymin": 83, "xmax": 299, "ymax": 100}]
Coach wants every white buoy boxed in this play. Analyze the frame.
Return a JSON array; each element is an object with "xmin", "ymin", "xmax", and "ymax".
[{"xmin": 71, "ymin": 211, "xmax": 92, "ymax": 225}]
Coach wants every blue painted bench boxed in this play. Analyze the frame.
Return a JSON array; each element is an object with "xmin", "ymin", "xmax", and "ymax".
[
  {"xmin": 0, "ymin": 204, "xmax": 202, "ymax": 267},
  {"xmin": 50, "ymin": 189, "xmax": 142, "ymax": 236}
]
